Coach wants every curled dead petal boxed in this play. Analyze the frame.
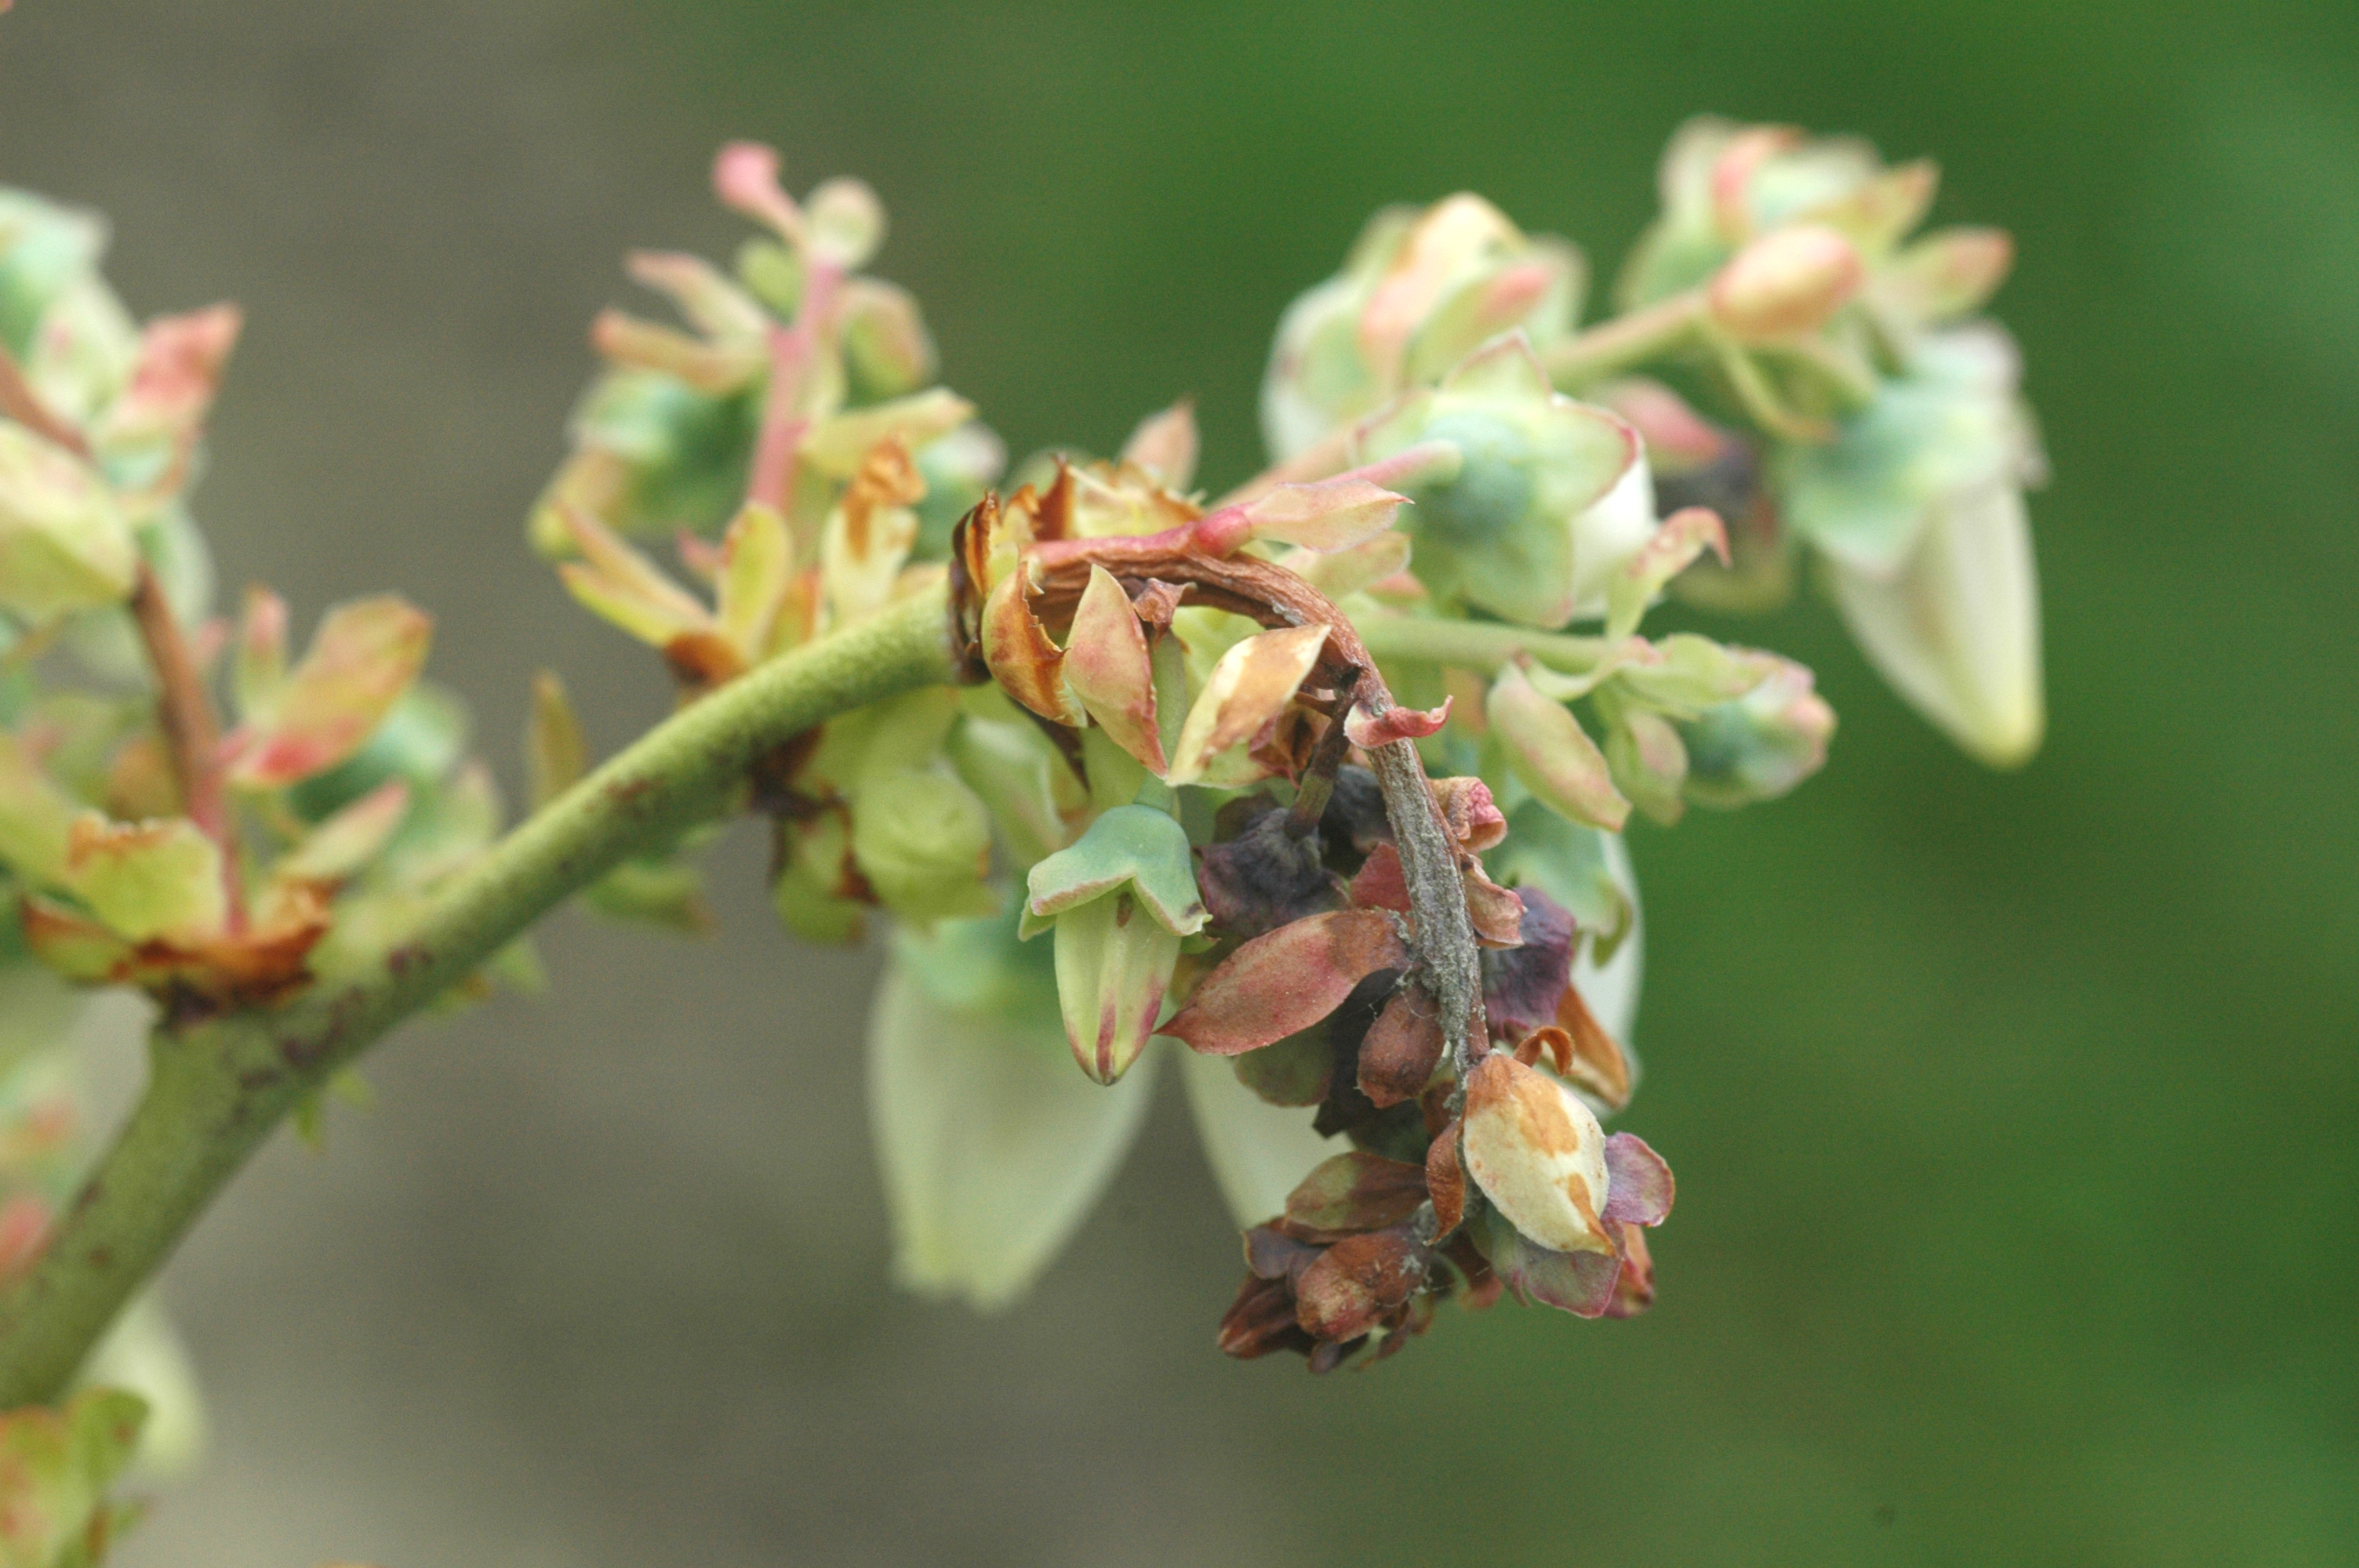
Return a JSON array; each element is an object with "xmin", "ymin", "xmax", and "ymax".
[
  {"xmin": 1707, "ymin": 223, "xmax": 1864, "ymax": 346},
  {"xmin": 1550, "ymin": 980, "xmax": 1637, "ymax": 1112},
  {"xmin": 867, "ymin": 958, "xmax": 1158, "ymax": 1311},
  {"xmin": 1120, "ymin": 399, "xmax": 1199, "ymax": 491},
  {"xmin": 979, "ymin": 565, "xmax": 1085, "ymax": 727},
  {"xmin": 1606, "ymin": 505, "xmax": 1730, "ymax": 640},
  {"xmin": 1488, "ymin": 662, "xmax": 1630, "ymax": 832},
  {"xmin": 1462, "ymin": 1050, "xmax": 1616, "ymax": 1256},
  {"xmin": 1358, "ymin": 983, "xmax": 1445, "ymax": 1108},
  {"xmin": 1429, "ymin": 775, "xmax": 1508, "ymax": 852},
  {"xmin": 1426, "ymin": 1118, "xmax": 1467, "ymax": 1234},
  {"xmin": 1343, "ymin": 697, "xmax": 1450, "ymax": 750},
  {"xmin": 1295, "ymin": 1230, "xmax": 1425, "ymax": 1343},
  {"xmin": 1159, "ymin": 908, "xmax": 1409, "ymax": 1056},
  {"xmin": 712, "ymin": 140, "xmax": 805, "ymax": 245},
  {"xmin": 224, "ymin": 595, "xmax": 433, "ymax": 789},
  {"xmin": 1163, "ymin": 622, "xmax": 1329, "ymax": 787},
  {"xmin": 1462, "ymin": 858, "xmax": 1528, "ymax": 947},
  {"xmin": 1063, "ymin": 565, "xmax": 1165, "ymax": 773},
  {"xmin": 1283, "ymin": 1150, "xmax": 1429, "ymax": 1238},
  {"xmin": 1240, "ymin": 475, "xmax": 1407, "ymax": 553},
  {"xmin": 1180, "ymin": 1048, "xmax": 1340, "ymax": 1226},
  {"xmin": 1601, "ymin": 1132, "xmax": 1675, "ymax": 1227}
]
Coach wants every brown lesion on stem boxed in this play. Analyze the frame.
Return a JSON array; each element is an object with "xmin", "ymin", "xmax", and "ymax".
[{"xmin": 949, "ymin": 500, "xmax": 1489, "ymax": 1069}]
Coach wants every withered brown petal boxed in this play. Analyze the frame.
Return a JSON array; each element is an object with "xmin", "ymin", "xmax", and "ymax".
[
  {"xmin": 1357, "ymin": 985, "xmax": 1445, "ymax": 1109},
  {"xmin": 1293, "ymin": 1230, "xmax": 1426, "ymax": 1343},
  {"xmin": 1463, "ymin": 858, "xmax": 1528, "ymax": 947},
  {"xmin": 1601, "ymin": 1132, "xmax": 1675, "ymax": 1228},
  {"xmin": 1425, "ymin": 1118, "xmax": 1467, "ymax": 1236},
  {"xmin": 1343, "ymin": 697, "xmax": 1452, "ymax": 750},
  {"xmin": 1217, "ymin": 1271, "xmax": 1316, "ymax": 1359},
  {"xmin": 1554, "ymin": 982, "xmax": 1636, "ymax": 1112},
  {"xmin": 1603, "ymin": 1222, "xmax": 1656, "ymax": 1319},
  {"xmin": 1347, "ymin": 842, "xmax": 1412, "ymax": 913},
  {"xmin": 1481, "ymin": 887, "xmax": 1575, "ymax": 1039},
  {"xmin": 980, "ymin": 567, "xmax": 1084, "ymax": 726},
  {"xmin": 1159, "ymin": 909, "xmax": 1410, "ymax": 1056}
]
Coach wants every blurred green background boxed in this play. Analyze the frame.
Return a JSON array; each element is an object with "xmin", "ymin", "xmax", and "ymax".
[{"xmin": 3, "ymin": 1, "xmax": 2356, "ymax": 1563}]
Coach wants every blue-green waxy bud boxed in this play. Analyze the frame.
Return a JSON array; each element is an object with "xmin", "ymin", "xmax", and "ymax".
[
  {"xmin": 1358, "ymin": 334, "xmax": 1648, "ymax": 629},
  {"xmin": 1020, "ymin": 804, "xmax": 1205, "ymax": 1085}
]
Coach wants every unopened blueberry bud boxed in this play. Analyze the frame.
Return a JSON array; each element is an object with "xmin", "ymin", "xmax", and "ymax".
[
  {"xmin": 1022, "ymin": 804, "xmax": 1207, "ymax": 1084},
  {"xmin": 1707, "ymin": 223, "xmax": 1863, "ymax": 346}
]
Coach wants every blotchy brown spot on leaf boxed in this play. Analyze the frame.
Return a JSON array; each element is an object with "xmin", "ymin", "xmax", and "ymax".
[
  {"xmin": 1281, "ymin": 1149, "xmax": 1428, "ymax": 1239},
  {"xmin": 1158, "ymin": 908, "xmax": 1408, "ymax": 1055}
]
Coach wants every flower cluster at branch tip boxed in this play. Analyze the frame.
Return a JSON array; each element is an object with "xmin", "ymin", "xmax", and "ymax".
[{"xmin": 0, "ymin": 111, "xmax": 2043, "ymax": 1508}]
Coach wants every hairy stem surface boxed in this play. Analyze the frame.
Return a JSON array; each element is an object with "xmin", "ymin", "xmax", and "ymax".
[{"xmin": 0, "ymin": 586, "xmax": 956, "ymax": 1407}]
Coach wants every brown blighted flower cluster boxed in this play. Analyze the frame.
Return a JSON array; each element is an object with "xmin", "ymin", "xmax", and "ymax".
[{"xmin": 1166, "ymin": 767, "xmax": 1673, "ymax": 1370}]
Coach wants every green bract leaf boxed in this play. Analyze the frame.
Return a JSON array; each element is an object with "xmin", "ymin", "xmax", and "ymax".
[
  {"xmin": 0, "ymin": 423, "xmax": 137, "ymax": 624},
  {"xmin": 1020, "ymin": 804, "xmax": 1204, "ymax": 938}
]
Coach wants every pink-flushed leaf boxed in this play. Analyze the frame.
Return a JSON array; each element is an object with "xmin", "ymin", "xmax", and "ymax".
[
  {"xmin": 623, "ymin": 249, "xmax": 770, "ymax": 341},
  {"xmin": 1461, "ymin": 1049, "xmax": 1616, "ymax": 1257},
  {"xmin": 1343, "ymin": 697, "xmax": 1451, "ymax": 749},
  {"xmin": 1602, "ymin": 1132, "xmax": 1676, "ymax": 1227},
  {"xmin": 63, "ymin": 812, "xmax": 227, "ymax": 942},
  {"xmin": 980, "ymin": 565, "xmax": 1085, "ymax": 726},
  {"xmin": 1160, "ymin": 908, "xmax": 1409, "ymax": 1055},
  {"xmin": 589, "ymin": 309, "xmax": 764, "ymax": 393},
  {"xmin": 1294, "ymin": 1229, "xmax": 1426, "ymax": 1342},
  {"xmin": 1241, "ymin": 476, "xmax": 1407, "ymax": 553},
  {"xmin": 1120, "ymin": 399, "xmax": 1199, "ymax": 491},
  {"xmin": 1877, "ymin": 226, "xmax": 2015, "ymax": 325},
  {"xmin": 1426, "ymin": 1118, "xmax": 1467, "ymax": 1234},
  {"xmin": 1478, "ymin": 1205, "xmax": 1623, "ymax": 1318},
  {"xmin": 1163, "ymin": 622, "xmax": 1329, "ymax": 787},
  {"xmin": 1708, "ymin": 125, "xmax": 1805, "ymax": 241},
  {"xmin": 714, "ymin": 502, "xmax": 794, "ymax": 658},
  {"xmin": 712, "ymin": 140, "xmax": 805, "ymax": 244},
  {"xmin": 1594, "ymin": 378, "xmax": 1727, "ymax": 467},
  {"xmin": 1358, "ymin": 983, "xmax": 1445, "ymax": 1108},
  {"xmin": 554, "ymin": 503, "xmax": 714, "ymax": 650},
  {"xmin": 225, "ymin": 595, "xmax": 433, "ymax": 789},
  {"xmin": 1488, "ymin": 662, "xmax": 1630, "ymax": 831},
  {"xmin": 1606, "ymin": 505, "xmax": 1730, "ymax": 640},
  {"xmin": 99, "ymin": 304, "xmax": 244, "ymax": 471},
  {"xmin": 233, "ymin": 584, "xmax": 289, "ymax": 719},
  {"xmin": 1283, "ymin": 1150, "xmax": 1429, "ymax": 1238},
  {"xmin": 272, "ymin": 779, "xmax": 412, "ymax": 886},
  {"xmin": 1063, "ymin": 565, "xmax": 1165, "ymax": 773}
]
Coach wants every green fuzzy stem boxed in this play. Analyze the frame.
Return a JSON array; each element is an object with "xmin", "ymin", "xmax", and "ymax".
[
  {"xmin": 0, "ymin": 586, "xmax": 957, "ymax": 1409},
  {"xmin": 1354, "ymin": 615, "xmax": 1612, "ymax": 677}
]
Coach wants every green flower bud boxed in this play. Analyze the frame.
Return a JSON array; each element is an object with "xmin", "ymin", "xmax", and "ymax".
[
  {"xmin": 1261, "ymin": 195, "xmax": 1583, "ymax": 462},
  {"xmin": 1677, "ymin": 655, "xmax": 1837, "ymax": 808},
  {"xmin": 849, "ymin": 765, "xmax": 997, "ymax": 925},
  {"xmin": 1020, "ymin": 804, "xmax": 1205, "ymax": 1085},
  {"xmin": 1360, "ymin": 334, "xmax": 1645, "ymax": 628}
]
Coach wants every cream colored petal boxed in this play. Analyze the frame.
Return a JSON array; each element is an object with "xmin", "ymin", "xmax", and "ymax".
[
  {"xmin": 867, "ymin": 962, "xmax": 1156, "ymax": 1310},
  {"xmin": 1179, "ymin": 1047, "xmax": 1339, "ymax": 1228}
]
